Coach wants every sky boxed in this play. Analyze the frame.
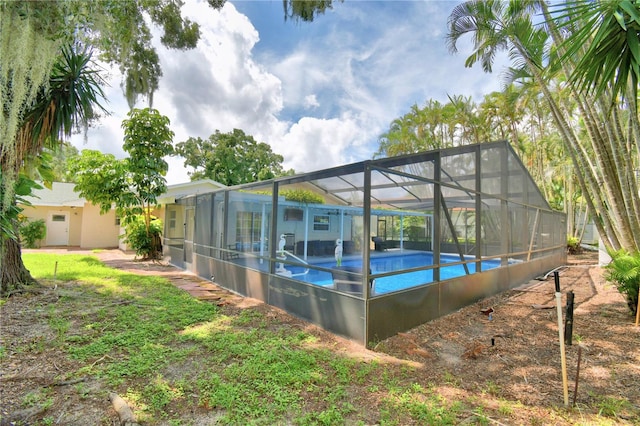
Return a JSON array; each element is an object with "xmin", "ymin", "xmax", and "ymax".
[{"xmin": 71, "ymin": 0, "xmax": 509, "ymax": 186}]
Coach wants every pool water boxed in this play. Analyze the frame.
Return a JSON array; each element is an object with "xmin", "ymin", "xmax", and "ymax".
[{"xmin": 285, "ymin": 253, "xmax": 501, "ymax": 294}]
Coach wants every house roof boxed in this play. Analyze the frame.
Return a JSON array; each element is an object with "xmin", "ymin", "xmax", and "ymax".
[
  {"xmin": 22, "ymin": 179, "xmax": 226, "ymax": 208},
  {"xmin": 158, "ymin": 179, "xmax": 226, "ymax": 204},
  {"xmin": 24, "ymin": 182, "xmax": 85, "ymax": 207}
]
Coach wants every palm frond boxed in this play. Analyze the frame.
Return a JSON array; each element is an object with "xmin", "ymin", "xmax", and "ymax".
[
  {"xmin": 554, "ymin": 0, "xmax": 640, "ymax": 105},
  {"xmin": 21, "ymin": 44, "xmax": 108, "ymax": 155}
]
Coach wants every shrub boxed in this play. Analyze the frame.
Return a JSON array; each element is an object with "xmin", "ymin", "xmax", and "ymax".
[
  {"xmin": 567, "ymin": 236, "xmax": 582, "ymax": 254},
  {"xmin": 20, "ymin": 219, "xmax": 46, "ymax": 248},
  {"xmin": 281, "ymin": 189, "xmax": 325, "ymax": 204},
  {"xmin": 122, "ymin": 214, "xmax": 163, "ymax": 260},
  {"xmin": 604, "ymin": 249, "xmax": 640, "ymax": 316}
]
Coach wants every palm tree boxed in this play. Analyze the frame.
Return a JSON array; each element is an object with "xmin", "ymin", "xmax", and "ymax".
[
  {"xmin": 0, "ymin": 45, "xmax": 106, "ymax": 294},
  {"xmin": 447, "ymin": 0, "xmax": 640, "ymax": 253},
  {"xmin": 553, "ymin": 0, "xmax": 640, "ymax": 109},
  {"xmin": 538, "ymin": 0, "xmax": 640, "ymax": 251}
]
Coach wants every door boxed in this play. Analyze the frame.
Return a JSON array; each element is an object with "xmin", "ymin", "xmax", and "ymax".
[
  {"xmin": 184, "ymin": 207, "xmax": 195, "ymax": 264},
  {"xmin": 46, "ymin": 211, "xmax": 69, "ymax": 246}
]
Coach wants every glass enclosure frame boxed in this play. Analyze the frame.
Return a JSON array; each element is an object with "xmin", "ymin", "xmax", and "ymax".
[{"xmin": 164, "ymin": 141, "xmax": 566, "ymax": 345}]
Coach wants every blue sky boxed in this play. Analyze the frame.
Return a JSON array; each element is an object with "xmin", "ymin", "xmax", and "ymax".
[{"xmin": 72, "ymin": 0, "xmax": 508, "ymax": 185}]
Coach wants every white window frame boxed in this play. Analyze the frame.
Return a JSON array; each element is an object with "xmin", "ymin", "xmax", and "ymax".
[{"xmin": 313, "ymin": 214, "xmax": 330, "ymax": 231}]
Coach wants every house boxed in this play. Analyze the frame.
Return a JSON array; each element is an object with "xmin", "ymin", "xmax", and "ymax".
[{"xmin": 19, "ymin": 180, "xmax": 225, "ymax": 249}]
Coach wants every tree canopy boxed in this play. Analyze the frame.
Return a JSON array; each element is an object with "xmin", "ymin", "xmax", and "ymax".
[
  {"xmin": 283, "ymin": 0, "xmax": 337, "ymax": 22},
  {"xmin": 175, "ymin": 129, "xmax": 292, "ymax": 186},
  {"xmin": 1, "ymin": 0, "xmax": 226, "ymax": 208},
  {"xmin": 69, "ymin": 108, "xmax": 174, "ymax": 215},
  {"xmin": 0, "ymin": 0, "xmax": 227, "ymax": 292},
  {"xmin": 68, "ymin": 108, "xmax": 174, "ymax": 259}
]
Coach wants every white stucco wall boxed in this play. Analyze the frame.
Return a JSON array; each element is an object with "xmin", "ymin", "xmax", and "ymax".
[
  {"xmin": 79, "ymin": 204, "xmax": 120, "ymax": 248},
  {"xmin": 21, "ymin": 205, "xmax": 83, "ymax": 247}
]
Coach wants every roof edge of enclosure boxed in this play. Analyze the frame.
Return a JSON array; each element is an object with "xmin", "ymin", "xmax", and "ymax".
[{"xmin": 163, "ymin": 140, "xmax": 566, "ymax": 346}]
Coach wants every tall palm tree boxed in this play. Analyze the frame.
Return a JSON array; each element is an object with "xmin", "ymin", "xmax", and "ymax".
[
  {"xmin": 447, "ymin": 0, "xmax": 640, "ymax": 253},
  {"xmin": 423, "ymin": 100, "xmax": 447, "ymax": 149},
  {"xmin": 538, "ymin": 0, "xmax": 640, "ymax": 251},
  {"xmin": 1, "ymin": 45, "xmax": 106, "ymax": 294}
]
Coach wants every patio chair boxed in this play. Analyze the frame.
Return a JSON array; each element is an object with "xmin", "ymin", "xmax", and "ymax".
[{"xmin": 371, "ymin": 236, "xmax": 388, "ymax": 251}]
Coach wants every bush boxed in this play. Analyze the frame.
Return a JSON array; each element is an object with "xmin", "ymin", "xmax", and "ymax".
[
  {"xmin": 20, "ymin": 219, "xmax": 46, "ymax": 248},
  {"xmin": 281, "ymin": 189, "xmax": 325, "ymax": 204},
  {"xmin": 567, "ymin": 236, "xmax": 582, "ymax": 254},
  {"xmin": 604, "ymin": 249, "xmax": 640, "ymax": 316},
  {"xmin": 122, "ymin": 214, "xmax": 163, "ymax": 260}
]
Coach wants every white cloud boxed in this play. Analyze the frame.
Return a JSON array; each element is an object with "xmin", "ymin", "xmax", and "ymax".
[
  {"xmin": 303, "ymin": 94, "xmax": 319, "ymax": 109},
  {"xmin": 73, "ymin": 2, "xmax": 286, "ymax": 184},
  {"xmin": 271, "ymin": 110, "xmax": 383, "ymax": 174},
  {"xmin": 71, "ymin": 0, "xmax": 508, "ymax": 186},
  {"xmin": 275, "ymin": 116, "xmax": 365, "ymax": 173},
  {"xmin": 156, "ymin": 2, "xmax": 283, "ymax": 140}
]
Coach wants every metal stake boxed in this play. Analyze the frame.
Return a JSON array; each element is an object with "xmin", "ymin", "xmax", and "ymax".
[{"xmin": 554, "ymin": 271, "xmax": 569, "ymax": 406}]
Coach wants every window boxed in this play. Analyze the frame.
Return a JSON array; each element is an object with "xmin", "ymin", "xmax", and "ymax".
[
  {"xmin": 313, "ymin": 215, "xmax": 329, "ymax": 231},
  {"xmin": 52, "ymin": 214, "xmax": 66, "ymax": 222},
  {"xmin": 115, "ymin": 216, "xmax": 121, "ymax": 226},
  {"xmin": 168, "ymin": 210, "xmax": 176, "ymax": 229},
  {"xmin": 284, "ymin": 208, "xmax": 303, "ymax": 221}
]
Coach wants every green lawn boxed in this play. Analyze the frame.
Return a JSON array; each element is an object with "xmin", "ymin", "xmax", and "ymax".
[{"xmin": 3, "ymin": 253, "xmax": 629, "ymax": 425}]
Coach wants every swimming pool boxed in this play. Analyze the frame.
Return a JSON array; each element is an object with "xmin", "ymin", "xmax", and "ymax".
[{"xmin": 285, "ymin": 252, "xmax": 501, "ymax": 295}]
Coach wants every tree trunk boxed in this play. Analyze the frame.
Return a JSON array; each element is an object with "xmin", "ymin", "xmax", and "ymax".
[
  {"xmin": 152, "ymin": 233, "xmax": 163, "ymax": 260},
  {"xmin": 1, "ymin": 232, "xmax": 38, "ymax": 295}
]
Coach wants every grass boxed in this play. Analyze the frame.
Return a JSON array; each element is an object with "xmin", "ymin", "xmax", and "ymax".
[
  {"xmin": 591, "ymin": 393, "xmax": 634, "ymax": 419},
  {"xmin": 6, "ymin": 253, "xmax": 636, "ymax": 425}
]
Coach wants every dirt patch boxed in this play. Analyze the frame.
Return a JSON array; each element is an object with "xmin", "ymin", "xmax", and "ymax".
[
  {"xmin": 377, "ymin": 254, "xmax": 640, "ymax": 413},
  {"xmin": 1, "ymin": 249, "xmax": 639, "ymax": 424}
]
